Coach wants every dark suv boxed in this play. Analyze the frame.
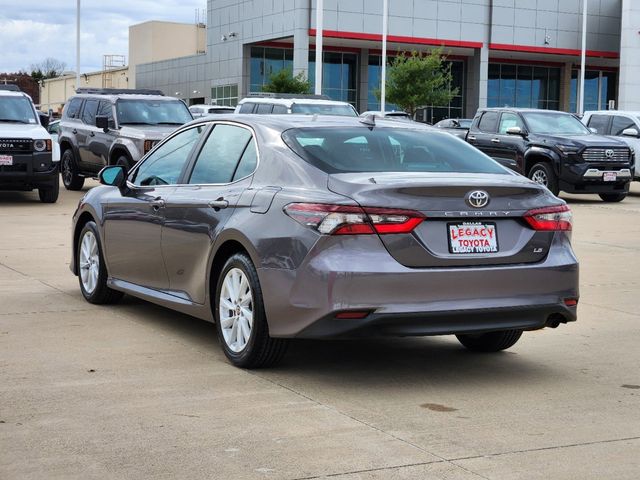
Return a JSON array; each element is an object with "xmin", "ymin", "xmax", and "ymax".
[
  {"xmin": 58, "ymin": 88, "xmax": 192, "ymax": 190},
  {"xmin": 466, "ymin": 108, "xmax": 634, "ymax": 202}
]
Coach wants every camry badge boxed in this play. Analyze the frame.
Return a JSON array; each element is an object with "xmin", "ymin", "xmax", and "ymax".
[
  {"xmin": 605, "ymin": 149, "xmax": 615, "ymax": 159},
  {"xmin": 466, "ymin": 190, "xmax": 490, "ymax": 209}
]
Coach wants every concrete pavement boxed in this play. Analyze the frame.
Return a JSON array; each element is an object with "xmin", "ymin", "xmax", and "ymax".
[{"xmin": 1, "ymin": 181, "xmax": 639, "ymax": 479}]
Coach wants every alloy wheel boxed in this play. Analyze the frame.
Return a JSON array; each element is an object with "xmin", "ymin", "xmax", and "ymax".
[
  {"xmin": 79, "ymin": 231, "xmax": 100, "ymax": 294},
  {"xmin": 62, "ymin": 155, "xmax": 73, "ymax": 186},
  {"xmin": 531, "ymin": 169, "xmax": 548, "ymax": 186},
  {"xmin": 219, "ymin": 268, "xmax": 253, "ymax": 353}
]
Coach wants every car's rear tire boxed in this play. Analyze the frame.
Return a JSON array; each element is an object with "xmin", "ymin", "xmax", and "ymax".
[
  {"xmin": 456, "ymin": 330, "xmax": 523, "ymax": 352},
  {"xmin": 599, "ymin": 193, "xmax": 627, "ymax": 202},
  {"xmin": 528, "ymin": 162, "xmax": 559, "ymax": 196},
  {"xmin": 214, "ymin": 253, "xmax": 288, "ymax": 368},
  {"xmin": 77, "ymin": 221, "xmax": 123, "ymax": 305},
  {"xmin": 38, "ymin": 179, "xmax": 59, "ymax": 203},
  {"xmin": 61, "ymin": 149, "xmax": 85, "ymax": 191}
]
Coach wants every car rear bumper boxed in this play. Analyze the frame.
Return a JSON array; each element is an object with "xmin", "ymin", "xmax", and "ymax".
[{"xmin": 258, "ymin": 234, "xmax": 579, "ymax": 338}]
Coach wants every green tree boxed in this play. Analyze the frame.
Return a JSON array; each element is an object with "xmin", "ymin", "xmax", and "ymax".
[
  {"xmin": 379, "ymin": 49, "xmax": 458, "ymax": 117},
  {"xmin": 262, "ymin": 68, "xmax": 311, "ymax": 94}
]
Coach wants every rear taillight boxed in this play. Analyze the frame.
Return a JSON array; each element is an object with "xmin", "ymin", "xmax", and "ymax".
[
  {"xmin": 283, "ymin": 203, "xmax": 425, "ymax": 235},
  {"xmin": 524, "ymin": 205, "xmax": 572, "ymax": 231}
]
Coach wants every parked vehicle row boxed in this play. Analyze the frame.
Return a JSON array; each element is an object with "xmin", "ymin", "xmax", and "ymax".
[{"xmin": 0, "ymin": 85, "xmax": 60, "ymax": 203}]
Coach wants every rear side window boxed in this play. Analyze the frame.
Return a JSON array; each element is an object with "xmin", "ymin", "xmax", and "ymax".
[
  {"xmin": 238, "ymin": 103, "xmax": 255, "ymax": 114},
  {"xmin": 611, "ymin": 116, "xmax": 635, "ymax": 136},
  {"xmin": 478, "ymin": 111, "xmax": 499, "ymax": 132},
  {"xmin": 189, "ymin": 124, "xmax": 253, "ymax": 184},
  {"xmin": 587, "ymin": 114, "xmax": 610, "ymax": 134},
  {"xmin": 282, "ymin": 127, "xmax": 507, "ymax": 175},
  {"xmin": 272, "ymin": 105, "xmax": 288, "ymax": 114},
  {"xmin": 81, "ymin": 99, "xmax": 99, "ymax": 125},
  {"xmin": 64, "ymin": 98, "xmax": 83, "ymax": 119},
  {"xmin": 233, "ymin": 140, "xmax": 258, "ymax": 180},
  {"xmin": 256, "ymin": 103, "xmax": 273, "ymax": 114}
]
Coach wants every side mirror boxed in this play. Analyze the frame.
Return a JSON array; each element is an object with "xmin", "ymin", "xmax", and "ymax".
[
  {"xmin": 622, "ymin": 128, "xmax": 639, "ymax": 138},
  {"xmin": 589, "ymin": 127, "xmax": 598, "ymax": 134},
  {"xmin": 95, "ymin": 115, "xmax": 109, "ymax": 132},
  {"xmin": 38, "ymin": 112, "xmax": 50, "ymax": 128},
  {"xmin": 506, "ymin": 126, "xmax": 526, "ymax": 136},
  {"xmin": 99, "ymin": 165, "xmax": 126, "ymax": 189}
]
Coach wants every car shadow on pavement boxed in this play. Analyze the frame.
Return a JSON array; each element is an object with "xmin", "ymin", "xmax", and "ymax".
[{"xmin": 114, "ymin": 296, "xmax": 564, "ymax": 389}]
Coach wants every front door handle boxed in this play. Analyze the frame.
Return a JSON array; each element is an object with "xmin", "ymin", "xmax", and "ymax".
[
  {"xmin": 491, "ymin": 138, "xmax": 501, "ymax": 144},
  {"xmin": 89, "ymin": 131, "xmax": 95, "ymax": 137},
  {"xmin": 150, "ymin": 198, "xmax": 165, "ymax": 211},
  {"xmin": 208, "ymin": 198, "xmax": 229, "ymax": 211},
  {"xmin": 72, "ymin": 129, "xmax": 77, "ymax": 134},
  {"xmin": 467, "ymin": 135, "xmax": 476, "ymax": 142}
]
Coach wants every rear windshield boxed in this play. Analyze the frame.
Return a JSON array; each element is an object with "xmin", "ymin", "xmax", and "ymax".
[
  {"xmin": 282, "ymin": 127, "xmax": 508, "ymax": 174},
  {"xmin": 290, "ymin": 103, "xmax": 358, "ymax": 117}
]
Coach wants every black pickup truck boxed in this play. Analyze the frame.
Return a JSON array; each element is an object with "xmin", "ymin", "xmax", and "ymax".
[{"xmin": 466, "ymin": 108, "xmax": 634, "ymax": 202}]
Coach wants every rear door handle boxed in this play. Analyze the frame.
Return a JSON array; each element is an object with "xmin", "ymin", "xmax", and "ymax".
[
  {"xmin": 72, "ymin": 129, "xmax": 77, "ymax": 134},
  {"xmin": 89, "ymin": 132, "xmax": 95, "ymax": 137},
  {"xmin": 491, "ymin": 138, "xmax": 501, "ymax": 144},
  {"xmin": 150, "ymin": 198, "xmax": 165, "ymax": 211},
  {"xmin": 467, "ymin": 135, "xmax": 476, "ymax": 142},
  {"xmin": 208, "ymin": 198, "xmax": 229, "ymax": 210}
]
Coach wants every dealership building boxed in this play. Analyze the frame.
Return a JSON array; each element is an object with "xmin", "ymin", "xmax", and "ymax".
[{"xmin": 136, "ymin": 0, "xmax": 640, "ymax": 122}]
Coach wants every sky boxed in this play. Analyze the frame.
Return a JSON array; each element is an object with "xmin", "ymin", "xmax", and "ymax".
[{"xmin": 0, "ymin": 0, "xmax": 206, "ymax": 74}]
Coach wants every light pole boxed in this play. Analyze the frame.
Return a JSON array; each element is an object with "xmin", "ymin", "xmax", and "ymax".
[
  {"xmin": 380, "ymin": 0, "xmax": 389, "ymax": 113},
  {"xmin": 578, "ymin": 0, "xmax": 587, "ymax": 114},
  {"xmin": 314, "ymin": 0, "xmax": 323, "ymax": 96},
  {"xmin": 76, "ymin": 0, "xmax": 81, "ymax": 90}
]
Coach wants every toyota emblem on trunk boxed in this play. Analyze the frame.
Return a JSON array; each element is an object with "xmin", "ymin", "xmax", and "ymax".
[
  {"xmin": 605, "ymin": 149, "xmax": 615, "ymax": 158},
  {"xmin": 466, "ymin": 190, "xmax": 490, "ymax": 208}
]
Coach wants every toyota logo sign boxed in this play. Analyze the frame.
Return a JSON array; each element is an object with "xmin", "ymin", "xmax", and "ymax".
[
  {"xmin": 605, "ymin": 149, "xmax": 615, "ymax": 159},
  {"xmin": 466, "ymin": 190, "xmax": 490, "ymax": 208}
]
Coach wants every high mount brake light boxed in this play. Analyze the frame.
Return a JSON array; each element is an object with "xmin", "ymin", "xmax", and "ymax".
[
  {"xmin": 524, "ymin": 205, "xmax": 572, "ymax": 231},
  {"xmin": 283, "ymin": 203, "xmax": 425, "ymax": 235}
]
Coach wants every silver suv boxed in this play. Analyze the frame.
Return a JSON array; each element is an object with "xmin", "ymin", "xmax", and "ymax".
[{"xmin": 58, "ymin": 88, "xmax": 192, "ymax": 190}]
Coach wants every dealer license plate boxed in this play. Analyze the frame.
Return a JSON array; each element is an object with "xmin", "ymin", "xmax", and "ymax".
[
  {"xmin": 448, "ymin": 222, "xmax": 498, "ymax": 254},
  {"xmin": 603, "ymin": 172, "xmax": 617, "ymax": 182},
  {"xmin": 0, "ymin": 155, "xmax": 13, "ymax": 166}
]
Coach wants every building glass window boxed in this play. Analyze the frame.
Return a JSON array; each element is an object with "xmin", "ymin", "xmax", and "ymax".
[
  {"xmin": 488, "ymin": 63, "xmax": 560, "ymax": 110},
  {"xmin": 250, "ymin": 46, "xmax": 293, "ymax": 93},
  {"xmin": 570, "ymin": 70, "xmax": 617, "ymax": 113},
  {"xmin": 211, "ymin": 84, "xmax": 239, "ymax": 107},
  {"xmin": 309, "ymin": 51, "xmax": 359, "ymax": 108}
]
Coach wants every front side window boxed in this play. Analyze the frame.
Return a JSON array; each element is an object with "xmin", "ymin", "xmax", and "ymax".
[
  {"xmin": 81, "ymin": 99, "xmax": 99, "ymax": 125},
  {"xmin": 611, "ymin": 116, "xmax": 635, "ymax": 136},
  {"xmin": 97, "ymin": 101, "xmax": 114, "ymax": 127},
  {"xmin": 189, "ymin": 124, "xmax": 254, "ymax": 184},
  {"xmin": 131, "ymin": 126, "xmax": 205, "ymax": 186},
  {"xmin": 498, "ymin": 112, "xmax": 524, "ymax": 134},
  {"xmin": 282, "ymin": 127, "xmax": 507, "ymax": 175},
  {"xmin": 523, "ymin": 112, "xmax": 591, "ymax": 135},
  {"xmin": 0, "ymin": 95, "xmax": 38, "ymax": 124},
  {"xmin": 116, "ymin": 99, "xmax": 192, "ymax": 126}
]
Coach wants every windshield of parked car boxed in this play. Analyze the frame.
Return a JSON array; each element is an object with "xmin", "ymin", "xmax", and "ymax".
[
  {"xmin": 0, "ymin": 96, "xmax": 38, "ymax": 124},
  {"xmin": 521, "ymin": 112, "xmax": 591, "ymax": 135},
  {"xmin": 283, "ymin": 127, "xmax": 508, "ymax": 174},
  {"xmin": 116, "ymin": 99, "xmax": 193, "ymax": 126},
  {"xmin": 290, "ymin": 103, "xmax": 358, "ymax": 117}
]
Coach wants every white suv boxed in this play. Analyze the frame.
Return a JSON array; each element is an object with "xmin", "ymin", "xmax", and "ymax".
[
  {"xmin": 235, "ymin": 94, "xmax": 358, "ymax": 116},
  {"xmin": 582, "ymin": 110, "xmax": 640, "ymax": 179},
  {"xmin": 0, "ymin": 85, "xmax": 59, "ymax": 202}
]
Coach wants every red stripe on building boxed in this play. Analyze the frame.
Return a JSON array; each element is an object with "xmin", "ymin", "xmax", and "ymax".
[
  {"xmin": 490, "ymin": 43, "xmax": 619, "ymax": 59},
  {"xmin": 309, "ymin": 29, "xmax": 483, "ymax": 49}
]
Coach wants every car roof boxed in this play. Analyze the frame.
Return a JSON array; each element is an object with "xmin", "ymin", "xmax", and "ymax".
[
  {"xmin": 71, "ymin": 93, "xmax": 174, "ymax": 102},
  {"xmin": 181, "ymin": 113, "xmax": 433, "ymax": 132},
  {"xmin": 584, "ymin": 110, "xmax": 640, "ymax": 116},
  {"xmin": 238, "ymin": 97, "xmax": 353, "ymax": 107},
  {"xmin": 479, "ymin": 108, "xmax": 572, "ymax": 114},
  {"xmin": 0, "ymin": 89, "xmax": 30, "ymax": 98},
  {"xmin": 190, "ymin": 104, "xmax": 234, "ymax": 109}
]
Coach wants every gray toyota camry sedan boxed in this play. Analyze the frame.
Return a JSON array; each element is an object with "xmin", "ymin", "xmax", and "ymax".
[{"xmin": 70, "ymin": 114, "xmax": 579, "ymax": 368}]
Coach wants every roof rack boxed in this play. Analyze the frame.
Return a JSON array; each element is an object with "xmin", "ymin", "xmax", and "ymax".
[
  {"xmin": 75, "ymin": 88, "xmax": 165, "ymax": 96},
  {"xmin": 0, "ymin": 84, "xmax": 22, "ymax": 92},
  {"xmin": 246, "ymin": 92, "xmax": 331, "ymax": 100}
]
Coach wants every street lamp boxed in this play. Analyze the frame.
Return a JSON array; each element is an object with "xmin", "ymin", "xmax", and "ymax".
[
  {"xmin": 76, "ymin": 0, "xmax": 81, "ymax": 90},
  {"xmin": 578, "ymin": 0, "xmax": 587, "ymax": 114},
  {"xmin": 381, "ymin": 0, "xmax": 389, "ymax": 113},
  {"xmin": 314, "ymin": 0, "xmax": 323, "ymax": 95}
]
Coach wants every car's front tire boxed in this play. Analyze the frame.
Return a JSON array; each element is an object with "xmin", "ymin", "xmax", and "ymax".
[
  {"xmin": 38, "ymin": 179, "xmax": 59, "ymax": 203},
  {"xmin": 456, "ymin": 329, "xmax": 523, "ymax": 352},
  {"xmin": 214, "ymin": 253, "xmax": 288, "ymax": 368},
  {"xmin": 528, "ymin": 162, "xmax": 559, "ymax": 196},
  {"xmin": 77, "ymin": 221, "xmax": 123, "ymax": 304},
  {"xmin": 61, "ymin": 149, "xmax": 85, "ymax": 191},
  {"xmin": 599, "ymin": 193, "xmax": 627, "ymax": 202}
]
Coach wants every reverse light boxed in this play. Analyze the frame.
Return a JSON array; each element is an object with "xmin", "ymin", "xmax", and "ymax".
[
  {"xmin": 524, "ymin": 205, "xmax": 572, "ymax": 231},
  {"xmin": 283, "ymin": 203, "xmax": 425, "ymax": 235}
]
